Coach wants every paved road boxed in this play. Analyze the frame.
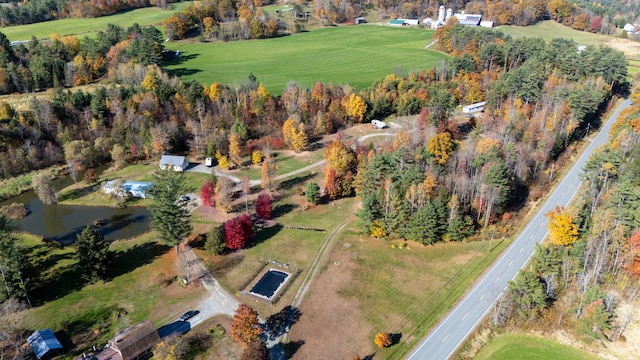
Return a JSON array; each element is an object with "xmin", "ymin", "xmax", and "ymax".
[{"xmin": 406, "ymin": 98, "xmax": 632, "ymax": 360}]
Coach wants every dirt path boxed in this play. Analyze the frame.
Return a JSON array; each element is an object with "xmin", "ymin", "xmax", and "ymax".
[{"xmin": 179, "ymin": 244, "xmax": 239, "ymax": 327}]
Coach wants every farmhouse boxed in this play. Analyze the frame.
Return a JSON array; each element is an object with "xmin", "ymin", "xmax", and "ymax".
[
  {"xmin": 103, "ymin": 180, "xmax": 154, "ymax": 199},
  {"xmin": 27, "ymin": 329, "xmax": 63, "ymax": 359},
  {"xmin": 96, "ymin": 321, "xmax": 160, "ymax": 360},
  {"xmin": 159, "ymin": 155, "xmax": 189, "ymax": 172}
]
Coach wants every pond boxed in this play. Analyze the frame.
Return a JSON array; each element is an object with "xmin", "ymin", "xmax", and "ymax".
[{"xmin": 1, "ymin": 173, "xmax": 151, "ymax": 244}]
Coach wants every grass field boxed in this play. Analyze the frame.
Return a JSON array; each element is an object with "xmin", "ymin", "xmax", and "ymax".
[
  {"xmin": 19, "ymin": 231, "xmax": 204, "ymax": 356},
  {"xmin": 164, "ymin": 25, "xmax": 448, "ymax": 94},
  {"xmin": 0, "ymin": 4, "xmax": 190, "ymax": 41},
  {"xmin": 475, "ymin": 333, "xmax": 599, "ymax": 360}
]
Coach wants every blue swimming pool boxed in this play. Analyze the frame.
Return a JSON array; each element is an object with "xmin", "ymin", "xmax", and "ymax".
[{"xmin": 249, "ymin": 269, "xmax": 291, "ymax": 300}]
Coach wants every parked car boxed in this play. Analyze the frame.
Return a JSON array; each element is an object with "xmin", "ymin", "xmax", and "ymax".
[
  {"xmin": 179, "ymin": 310, "xmax": 200, "ymax": 321},
  {"xmin": 179, "ymin": 195, "xmax": 190, "ymax": 202}
]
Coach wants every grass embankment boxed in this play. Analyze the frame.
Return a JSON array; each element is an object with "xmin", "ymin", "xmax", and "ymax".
[
  {"xmin": 475, "ymin": 333, "xmax": 599, "ymax": 360},
  {"xmin": 0, "ymin": 3, "xmax": 190, "ymax": 41},
  {"xmin": 0, "ymin": 165, "xmax": 67, "ymax": 201},
  {"xmin": 342, "ymin": 233, "xmax": 511, "ymax": 359},
  {"xmin": 19, "ymin": 231, "xmax": 202, "ymax": 356},
  {"xmin": 164, "ymin": 25, "xmax": 448, "ymax": 94}
]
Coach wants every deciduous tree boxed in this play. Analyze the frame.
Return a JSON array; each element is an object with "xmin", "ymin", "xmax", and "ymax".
[
  {"xmin": 261, "ymin": 152, "xmax": 277, "ymax": 192},
  {"xmin": 32, "ymin": 171, "xmax": 56, "ymax": 205},
  {"xmin": 200, "ymin": 181, "xmax": 216, "ymax": 207},
  {"xmin": 215, "ymin": 177, "xmax": 234, "ymax": 213},
  {"xmin": 255, "ymin": 193, "xmax": 272, "ymax": 219},
  {"xmin": 426, "ymin": 132, "xmax": 455, "ymax": 165},
  {"xmin": 374, "ymin": 332, "xmax": 392, "ymax": 348},
  {"xmin": 241, "ymin": 340, "xmax": 268, "ymax": 360},
  {"xmin": 224, "ymin": 214, "xmax": 254, "ymax": 250},
  {"xmin": 231, "ymin": 304, "xmax": 262, "ymax": 348},
  {"xmin": 546, "ymin": 206, "xmax": 579, "ymax": 246},
  {"xmin": 75, "ymin": 226, "xmax": 111, "ymax": 283}
]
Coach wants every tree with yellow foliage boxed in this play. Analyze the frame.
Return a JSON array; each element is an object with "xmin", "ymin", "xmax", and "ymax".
[
  {"xmin": 218, "ymin": 155, "xmax": 229, "ymax": 170},
  {"xmin": 251, "ymin": 150, "xmax": 263, "ymax": 165},
  {"xmin": 282, "ymin": 117, "xmax": 297, "ymax": 148},
  {"xmin": 208, "ymin": 83, "xmax": 222, "ymax": 101},
  {"xmin": 229, "ymin": 133, "xmax": 242, "ymax": 167},
  {"xmin": 345, "ymin": 93, "xmax": 367, "ymax": 123},
  {"xmin": 546, "ymin": 206, "xmax": 579, "ymax": 246},
  {"xmin": 374, "ymin": 332, "xmax": 392, "ymax": 348},
  {"xmin": 141, "ymin": 70, "xmax": 159, "ymax": 92},
  {"xmin": 426, "ymin": 132, "xmax": 455, "ymax": 165},
  {"xmin": 261, "ymin": 152, "xmax": 277, "ymax": 192},
  {"xmin": 290, "ymin": 122, "xmax": 308, "ymax": 152}
]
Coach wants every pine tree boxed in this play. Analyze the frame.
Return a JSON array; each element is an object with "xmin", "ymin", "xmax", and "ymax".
[
  {"xmin": 205, "ymin": 225, "xmax": 225, "ymax": 255},
  {"xmin": 149, "ymin": 169, "xmax": 192, "ymax": 253},
  {"xmin": 0, "ymin": 217, "xmax": 28, "ymax": 302},
  {"xmin": 507, "ymin": 270, "xmax": 547, "ymax": 320},
  {"xmin": 75, "ymin": 226, "xmax": 111, "ymax": 283},
  {"xmin": 306, "ymin": 182, "xmax": 321, "ymax": 205}
]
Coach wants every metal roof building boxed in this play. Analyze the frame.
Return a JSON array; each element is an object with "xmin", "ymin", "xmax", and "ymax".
[{"xmin": 27, "ymin": 329, "xmax": 63, "ymax": 359}]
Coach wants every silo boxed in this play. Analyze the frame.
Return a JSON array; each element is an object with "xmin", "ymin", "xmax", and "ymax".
[{"xmin": 438, "ymin": 5, "xmax": 445, "ymax": 23}]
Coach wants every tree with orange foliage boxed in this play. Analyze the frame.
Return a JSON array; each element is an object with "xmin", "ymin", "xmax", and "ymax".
[
  {"xmin": 229, "ymin": 133, "xmax": 243, "ymax": 167},
  {"xmin": 374, "ymin": 332, "xmax": 392, "ymax": 348},
  {"xmin": 625, "ymin": 232, "xmax": 640, "ymax": 278},
  {"xmin": 231, "ymin": 304, "xmax": 262, "ymax": 348},
  {"xmin": 546, "ymin": 206, "xmax": 578, "ymax": 246}
]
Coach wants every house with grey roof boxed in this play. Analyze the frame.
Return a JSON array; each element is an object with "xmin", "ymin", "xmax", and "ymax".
[{"xmin": 159, "ymin": 155, "xmax": 188, "ymax": 172}]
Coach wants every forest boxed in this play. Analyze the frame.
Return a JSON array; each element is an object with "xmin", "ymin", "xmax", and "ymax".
[{"xmin": 478, "ymin": 86, "xmax": 640, "ymax": 351}]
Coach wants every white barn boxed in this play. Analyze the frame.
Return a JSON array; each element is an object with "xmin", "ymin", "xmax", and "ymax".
[
  {"xmin": 159, "ymin": 155, "xmax": 189, "ymax": 172},
  {"xmin": 463, "ymin": 101, "xmax": 487, "ymax": 114}
]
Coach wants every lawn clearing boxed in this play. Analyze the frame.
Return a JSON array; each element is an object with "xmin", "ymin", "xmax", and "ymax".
[
  {"xmin": 20, "ymin": 231, "xmax": 205, "ymax": 356},
  {"xmin": 218, "ymin": 148, "xmax": 325, "ymax": 181},
  {"xmin": 500, "ymin": 20, "xmax": 640, "ymax": 59},
  {"xmin": 0, "ymin": 4, "xmax": 190, "ymax": 41},
  {"xmin": 287, "ymin": 227, "xmax": 512, "ymax": 359},
  {"xmin": 475, "ymin": 333, "xmax": 599, "ymax": 360},
  {"xmin": 164, "ymin": 25, "xmax": 448, "ymax": 94}
]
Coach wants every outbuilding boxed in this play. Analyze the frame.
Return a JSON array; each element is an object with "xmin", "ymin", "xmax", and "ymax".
[
  {"xmin": 27, "ymin": 329, "xmax": 63, "ymax": 359},
  {"xmin": 103, "ymin": 180, "xmax": 154, "ymax": 199},
  {"xmin": 159, "ymin": 155, "xmax": 189, "ymax": 172}
]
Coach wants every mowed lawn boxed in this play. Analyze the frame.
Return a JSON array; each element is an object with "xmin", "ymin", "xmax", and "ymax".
[
  {"xmin": 0, "ymin": 3, "xmax": 190, "ymax": 41},
  {"xmin": 500, "ymin": 20, "xmax": 614, "ymax": 46},
  {"xmin": 164, "ymin": 25, "xmax": 447, "ymax": 94},
  {"xmin": 475, "ymin": 333, "xmax": 599, "ymax": 360}
]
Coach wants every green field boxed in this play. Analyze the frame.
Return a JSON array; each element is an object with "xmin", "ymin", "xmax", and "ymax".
[
  {"xmin": 164, "ymin": 25, "xmax": 448, "ymax": 94},
  {"xmin": 500, "ymin": 20, "xmax": 614, "ymax": 46},
  {"xmin": 475, "ymin": 333, "xmax": 599, "ymax": 360},
  {"xmin": 0, "ymin": 4, "xmax": 190, "ymax": 41}
]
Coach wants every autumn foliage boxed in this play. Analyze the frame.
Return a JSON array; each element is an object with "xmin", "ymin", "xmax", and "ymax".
[
  {"xmin": 546, "ymin": 206, "xmax": 579, "ymax": 246},
  {"xmin": 255, "ymin": 193, "xmax": 272, "ymax": 219},
  {"xmin": 374, "ymin": 332, "xmax": 392, "ymax": 348},
  {"xmin": 200, "ymin": 181, "xmax": 215, "ymax": 207},
  {"xmin": 625, "ymin": 232, "xmax": 640, "ymax": 278},
  {"xmin": 231, "ymin": 304, "xmax": 262, "ymax": 349},
  {"xmin": 224, "ymin": 214, "xmax": 254, "ymax": 250}
]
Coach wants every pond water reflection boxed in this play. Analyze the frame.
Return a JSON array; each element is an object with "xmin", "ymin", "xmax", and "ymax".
[{"xmin": 1, "ymin": 175, "xmax": 151, "ymax": 244}]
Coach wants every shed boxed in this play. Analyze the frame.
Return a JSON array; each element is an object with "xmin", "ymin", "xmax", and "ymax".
[
  {"xmin": 401, "ymin": 19, "xmax": 419, "ymax": 26},
  {"xmin": 624, "ymin": 23, "xmax": 636, "ymax": 34},
  {"xmin": 159, "ymin": 155, "xmax": 189, "ymax": 172},
  {"xmin": 27, "ymin": 329, "xmax": 63, "ymax": 359},
  {"xmin": 389, "ymin": 19, "xmax": 405, "ymax": 26},
  {"xmin": 108, "ymin": 321, "xmax": 160, "ymax": 360}
]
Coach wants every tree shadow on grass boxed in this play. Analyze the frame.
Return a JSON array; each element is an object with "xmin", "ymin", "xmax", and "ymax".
[
  {"xmin": 56, "ymin": 185, "xmax": 96, "ymax": 202},
  {"xmin": 278, "ymin": 173, "xmax": 316, "ymax": 191},
  {"xmin": 390, "ymin": 333, "xmax": 402, "ymax": 346},
  {"xmin": 163, "ymin": 52, "xmax": 199, "ymax": 66},
  {"xmin": 271, "ymin": 203, "xmax": 298, "ymax": 219},
  {"xmin": 249, "ymin": 223, "xmax": 283, "ymax": 248},
  {"xmin": 29, "ymin": 263, "xmax": 84, "ymax": 305},
  {"xmin": 167, "ymin": 67, "xmax": 202, "ymax": 77},
  {"xmin": 110, "ymin": 242, "xmax": 170, "ymax": 279}
]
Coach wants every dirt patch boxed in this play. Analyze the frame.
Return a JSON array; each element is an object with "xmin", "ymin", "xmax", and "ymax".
[{"xmin": 288, "ymin": 243, "xmax": 375, "ymax": 359}]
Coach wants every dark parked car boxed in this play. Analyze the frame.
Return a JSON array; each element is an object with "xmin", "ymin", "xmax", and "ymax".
[
  {"xmin": 179, "ymin": 310, "xmax": 199, "ymax": 321},
  {"xmin": 179, "ymin": 195, "xmax": 190, "ymax": 202}
]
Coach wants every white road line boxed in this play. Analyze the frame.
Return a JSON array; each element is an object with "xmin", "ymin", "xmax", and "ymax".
[
  {"xmin": 494, "ymin": 276, "xmax": 500, "ymax": 283},
  {"xmin": 462, "ymin": 312, "xmax": 469, "ymax": 320},
  {"xmin": 508, "ymin": 260, "xmax": 513, "ymax": 267},
  {"xmin": 442, "ymin": 334, "xmax": 449, "ymax": 343}
]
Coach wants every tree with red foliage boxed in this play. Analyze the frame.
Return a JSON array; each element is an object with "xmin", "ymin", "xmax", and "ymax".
[
  {"xmin": 625, "ymin": 232, "xmax": 640, "ymax": 278},
  {"xmin": 200, "ymin": 181, "xmax": 215, "ymax": 207},
  {"xmin": 324, "ymin": 168, "xmax": 340, "ymax": 200},
  {"xmin": 255, "ymin": 193, "xmax": 272, "ymax": 219},
  {"xmin": 224, "ymin": 214, "xmax": 254, "ymax": 250}
]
